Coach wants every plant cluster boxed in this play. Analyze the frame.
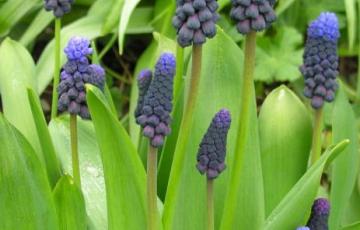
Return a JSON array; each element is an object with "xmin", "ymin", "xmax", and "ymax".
[{"xmin": 0, "ymin": 0, "xmax": 359, "ymax": 230}]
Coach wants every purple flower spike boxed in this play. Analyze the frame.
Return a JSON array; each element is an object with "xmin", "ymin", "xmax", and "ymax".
[
  {"xmin": 64, "ymin": 37, "xmax": 93, "ymax": 61},
  {"xmin": 296, "ymin": 227, "xmax": 310, "ymax": 230},
  {"xmin": 44, "ymin": 0, "xmax": 74, "ymax": 18},
  {"xmin": 196, "ymin": 109, "xmax": 231, "ymax": 180},
  {"xmin": 58, "ymin": 37, "xmax": 105, "ymax": 120},
  {"xmin": 172, "ymin": 0, "xmax": 219, "ymax": 47},
  {"xmin": 306, "ymin": 198, "xmax": 330, "ymax": 230},
  {"xmin": 137, "ymin": 53, "xmax": 176, "ymax": 148},
  {"xmin": 230, "ymin": 0, "xmax": 276, "ymax": 35},
  {"xmin": 300, "ymin": 12, "xmax": 340, "ymax": 109}
]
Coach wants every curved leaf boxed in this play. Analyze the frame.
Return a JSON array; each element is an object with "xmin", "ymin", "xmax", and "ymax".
[
  {"xmin": 264, "ymin": 140, "xmax": 350, "ymax": 230},
  {"xmin": 330, "ymin": 87, "xmax": 359, "ymax": 229},
  {"xmin": 0, "ymin": 114, "xmax": 58, "ymax": 230},
  {"xmin": 87, "ymin": 85, "xmax": 148, "ymax": 230},
  {"xmin": 53, "ymin": 175, "xmax": 87, "ymax": 230},
  {"xmin": 259, "ymin": 86, "xmax": 312, "ymax": 216}
]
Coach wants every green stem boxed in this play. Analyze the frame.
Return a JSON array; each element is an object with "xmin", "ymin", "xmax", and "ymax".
[
  {"xmin": 147, "ymin": 145, "xmax": 158, "ymax": 230},
  {"xmin": 221, "ymin": 31, "xmax": 257, "ymax": 228},
  {"xmin": 207, "ymin": 179, "xmax": 214, "ymax": 230},
  {"xmin": 70, "ymin": 114, "xmax": 81, "ymax": 187},
  {"xmin": 357, "ymin": 1, "xmax": 360, "ymax": 100},
  {"xmin": 310, "ymin": 108, "xmax": 323, "ymax": 165},
  {"xmin": 51, "ymin": 18, "xmax": 61, "ymax": 119},
  {"xmin": 98, "ymin": 33, "xmax": 117, "ymax": 60},
  {"xmin": 163, "ymin": 45, "xmax": 202, "ymax": 226}
]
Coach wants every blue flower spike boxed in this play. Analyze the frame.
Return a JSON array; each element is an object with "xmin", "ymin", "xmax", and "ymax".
[
  {"xmin": 300, "ymin": 12, "xmax": 340, "ymax": 109},
  {"xmin": 196, "ymin": 109, "xmax": 231, "ymax": 179},
  {"xmin": 296, "ymin": 227, "xmax": 310, "ymax": 230},
  {"xmin": 306, "ymin": 198, "xmax": 330, "ymax": 230},
  {"xmin": 230, "ymin": 0, "xmax": 277, "ymax": 35},
  {"xmin": 44, "ymin": 0, "xmax": 75, "ymax": 18},
  {"xmin": 172, "ymin": 0, "xmax": 219, "ymax": 47},
  {"xmin": 136, "ymin": 53, "xmax": 176, "ymax": 148},
  {"xmin": 57, "ymin": 37, "xmax": 105, "ymax": 119}
]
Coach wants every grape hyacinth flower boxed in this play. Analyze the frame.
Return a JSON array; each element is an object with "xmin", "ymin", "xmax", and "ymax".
[
  {"xmin": 136, "ymin": 53, "xmax": 176, "ymax": 148},
  {"xmin": 306, "ymin": 198, "xmax": 330, "ymax": 230},
  {"xmin": 57, "ymin": 37, "xmax": 105, "ymax": 119},
  {"xmin": 230, "ymin": 0, "xmax": 277, "ymax": 34},
  {"xmin": 134, "ymin": 70, "xmax": 153, "ymax": 120},
  {"xmin": 172, "ymin": 0, "xmax": 219, "ymax": 47},
  {"xmin": 300, "ymin": 12, "xmax": 340, "ymax": 109},
  {"xmin": 44, "ymin": 0, "xmax": 74, "ymax": 18},
  {"xmin": 196, "ymin": 109, "xmax": 231, "ymax": 179},
  {"xmin": 296, "ymin": 227, "xmax": 310, "ymax": 230}
]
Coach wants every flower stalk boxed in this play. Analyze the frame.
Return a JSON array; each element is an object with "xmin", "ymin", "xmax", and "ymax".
[
  {"xmin": 51, "ymin": 18, "xmax": 61, "ymax": 119},
  {"xmin": 310, "ymin": 108, "xmax": 323, "ymax": 165},
  {"xmin": 147, "ymin": 145, "xmax": 158, "ymax": 230},
  {"xmin": 207, "ymin": 179, "xmax": 214, "ymax": 230},
  {"xmin": 70, "ymin": 114, "xmax": 81, "ymax": 187}
]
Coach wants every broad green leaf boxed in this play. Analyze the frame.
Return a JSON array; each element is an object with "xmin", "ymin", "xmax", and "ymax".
[
  {"xmin": 255, "ymin": 27, "xmax": 303, "ymax": 83},
  {"xmin": 101, "ymin": 0, "xmax": 124, "ymax": 35},
  {"xmin": 330, "ymin": 87, "xmax": 359, "ymax": 229},
  {"xmin": 35, "ymin": 16, "xmax": 103, "ymax": 93},
  {"xmin": 341, "ymin": 222, "xmax": 360, "ymax": 230},
  {"xmin": 0, "ymin": 114, "xmax": 58, "ymax": 230},
  {"xmin": 163, "ymin": 28, "xmax": 255, "ymax": 230},
  {"xmin": 0, "ymin": 38, "xmax": 57, "ymax": 183},
  {"xmin": 259, "ymin": 86, "xmax": 312, "ymax": 216},
  {"xmin": 27, "ymin": 88, "xmax": 62, "ymax": 187},
  {"xmin": 49, "ymin": 116, "xmax": 107, "ymax": 229},
  {"xmin": 53, "ymin": 175, "xmax": 87, "ymax": 230},
  {"xmin": 118, "ymin": 0, "xmax": 141, "ymax": 54},
  {"xmin": 264, "ymin": 140, "xmax": 350, "ymax": 230},
  {"xmin": 343, "ymin": 184, "xmax": 360, "ymax": 226},
  {"xmin": 87, "ymin": 85, "xmax": 148, "ymax": 230},
  {"xmin": 19, "ymin": 9, "xmax": 53, "ymax": 47},
  {"xmin": 0, "ymin": 0, "xmax": 40, "ymax": 36}
]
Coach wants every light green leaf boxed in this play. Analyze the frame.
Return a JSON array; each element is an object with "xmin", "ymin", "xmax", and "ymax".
[
  {"xmin": 118, "ymin": 0, "xmax": 141, "ymax": 54},
  {"xmin": 255, "ymin": 27, "xmax": 303, "ymax": 83},
  {"xmin": 330, "ymin": 87, "xmax": 359, "ymax": 229},
  {"xmin": 0, "ymin": 114, "xmax": 58, "ymax": 230},
  {"xmin": 49, "ymin": 116, "xmax": 107, "ymax": 229},
  {"xmin": 101, "ymin": 0, "xmax": 124, "ymax": 35},
  {"xmin": 87, "ymin": 85, "xmax": 148, "ymax": 230},
  {"xmin": 19, "ymin": 9, "xmax": 53, "ymax": 47},
  {"xmin": 0, "ymin": 38, "xmax": 57, "ymax": 183},
  {"xmin": 27, "ymin": 88, "xmax": 62, "ymax": 188},
  {"xmin": 53, "ymin": 175, "xmax": 87, "ymax": 230},
  {"xmin": 259, "ymin": 86, "xmax": 312, "ymax": 216},
  {"xmin": 0, "ymin": 0, "xmax": 40, "ymax": 36},
  {"xmin": 264, "ymin": 140, "xmax": 350, "ymax": 230}
]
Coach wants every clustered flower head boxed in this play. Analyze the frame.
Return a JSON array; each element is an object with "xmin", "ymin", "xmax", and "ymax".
[
  {"xmin": 306, "ymin": 198, "xmax": 330, "ymax": 230},
  {"xmin": 135, "ymin": 53, "xmax": 176, "ymax": 148},
  {"xmin": 172, "ymin": 0, "xmax": 219, "ymax": 47},
  {"xmin": 296, "ymin": 227, "xmax": 310, "ymax": 230},
  {"xmin": 300, "ymin": 12, "xmax": 340, "ymax": 109},
  {"xmin": 58, "ymin": 37, "xmax": 105, "ymax": 119},
  {"xmin": 196, "ymin": 109, "xmax": 231, "ymax": 179},
  {"xmin": 230, "ymin": 0, "xmax": 277, "ymax": 35},
  {"xmin": 44, "ymin": 0, "xmax": 74, "ymax": 18}
]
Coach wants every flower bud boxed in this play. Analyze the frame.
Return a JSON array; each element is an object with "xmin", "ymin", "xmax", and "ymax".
[
  {"xmin": 306, "ymin": 198, "xmax": 330, "ymax": 230},
  {"xmin": 44, "ymin": 0, "xmax": 74, "ymax": 18}
]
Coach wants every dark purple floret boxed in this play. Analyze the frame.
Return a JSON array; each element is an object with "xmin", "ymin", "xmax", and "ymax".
[
  {"xmin": 135, "ymin": 70, "xmax": 153, "ymax": 120},
  {"xmin": 300, "ymin": 12, "xmax": 339, "ymax": 109},
  {"xmin": 230, "ymin": 0, "xmax": 276, "ymax": 35},
  {"xmin": 306, "ymin": 198, "xmax": 330, "ymax": 230},
  {"xmin": 196, "ymin": 109, "xmax": 231, "ymax": 180},
  {"xmin": 172, "ymin": 0, "xmax": 219, "ymax": 47},
  {"xmin": 136, "ymin": 53, "xmax": 176, "ymax": 148},
  {"xmin": 44, "ymin": 0, "xmax": 74, "ymax": 18},
  {"xmin": 57, "ymin": 37, "xmax": 105, "ymax": 119}
]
